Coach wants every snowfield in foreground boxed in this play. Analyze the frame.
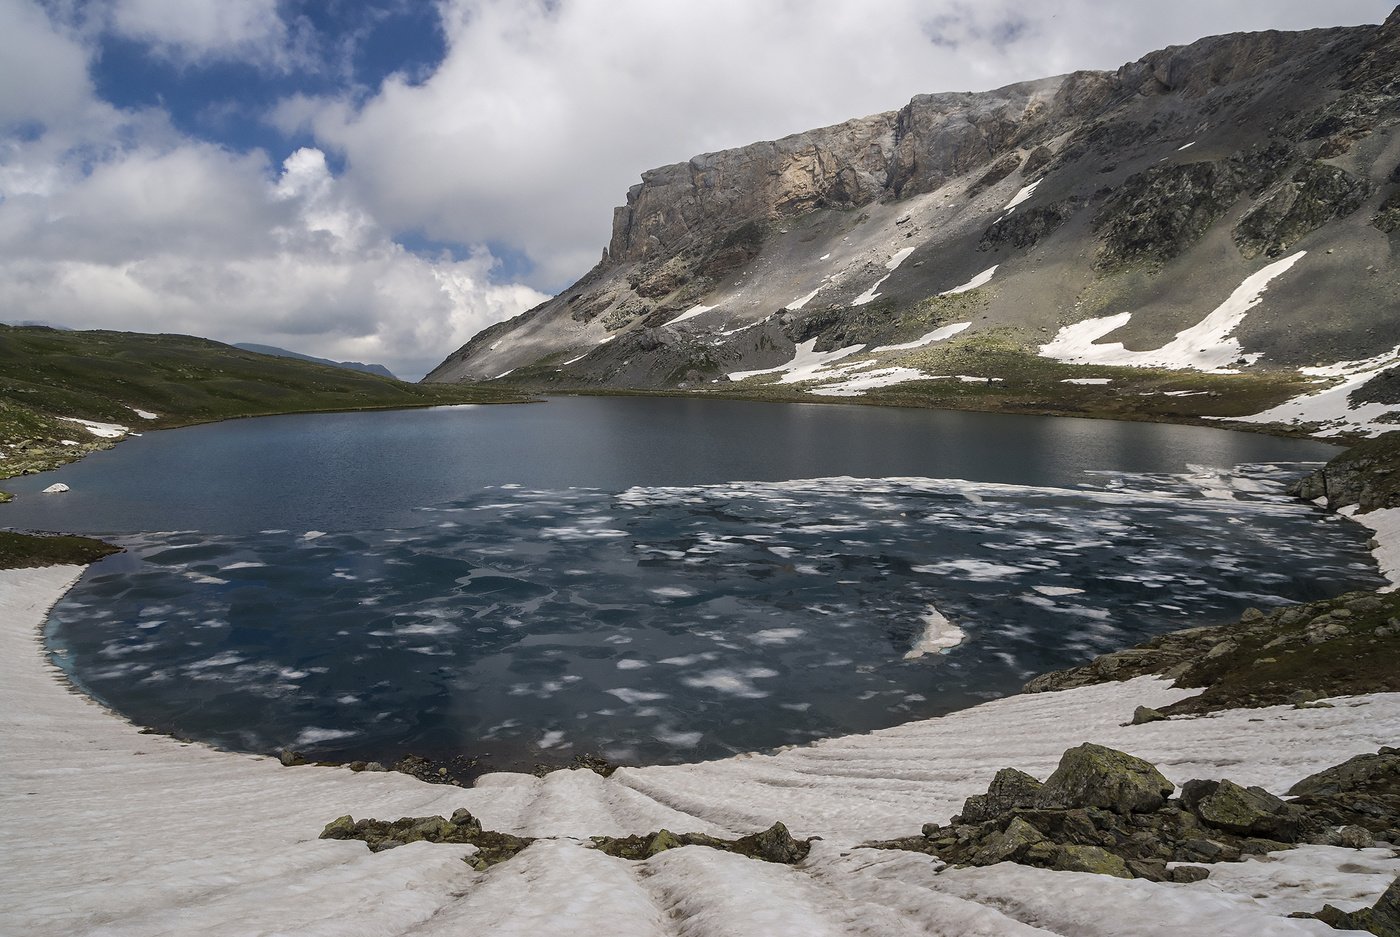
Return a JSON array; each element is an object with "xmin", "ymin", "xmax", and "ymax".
[{"xmin": 3, "ymin": 565, "xmax": 1398, "ymax": 936}]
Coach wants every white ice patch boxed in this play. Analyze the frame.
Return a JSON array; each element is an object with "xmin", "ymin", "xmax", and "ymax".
[
  {"xmin": 680, "ymin": 667, "xmax": 779, "ymax": 698},
  {"xmin": 650, "ymin": 586, "xmax": 697, "ymax": 598},
  {"xmin": 726, "ymin": 339, "xmax": 864, "ymax": 383},
  {"xmin": 785, "ymin": 288, "xmax": 822, "ymax": 311},
  {"xmin": 493, "ymin": 369, "xmax": 514, "ymax": 379},
  {"xmin": 939, "ymin": 266, "xmax": 998, "ymax": 296},
  {"xmin": 669, "ymin": 304, "xmax": 715, "ymax": 325},
  {"xmin": 1177, "ymin": 141, "xmax": 1197, "ymax": 151},
  {"xmin": 749, "ymin": 628, "xmax": 805, "ymax": 646},
  {"xmin": 293, "ymin": 727, "xmax": 356, "ymax": 747},
  {"xmin": 902, "ymin": 607, "xmax": 966, "ymax": 659},
  {"xmin": 606, "ymin": 687, "xmax": 669, "ymax": 705},
  {"xmin": 1061, "ymin": 378, "xmax": 1112, "ymax": 385},
  {"xmin": 560, "ymin": 353, "xmax": 588, "ymax": 366},
  {"xmin": 301, "ymin": 531, "xmax": 326, "ymax": 540},
  {"xmin": 41, "ymin": 483, "xmax": 70, "ymax": 494},
  {"xmin": 1033, "ymin": 585, "xmax": 1085, "ymax": 597},
  {"xmin": 1003, "ymin": 180, "xmax": 1040, "ymax": 210},
  {"xmin": 1040, "ymin": 252, "xmax": 1305, "ymax": 372},
  {"xmin": 869, "ymin": 322, "xmax": 972, "ymax": 353},
  {"xmin": 128, "ymin": 408, "xmax": 158, "ymax": 420},
  {"xmin": 912, "ymin": 558, "xmax": 1027, "ymax": 581},
  {"xmin": 60, "ymin": 417, "xmax": 129, "ymax": 438}
]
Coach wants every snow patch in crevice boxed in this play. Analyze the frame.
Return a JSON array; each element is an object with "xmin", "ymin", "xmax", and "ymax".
[
  {"xmin": 1039, "ymin": 252, "xmax": 1305, "ymax": 373},
  {"xmin": 1003, "ymin": 181, "xmax": 1040, "ymax": 211},
  {"xmin": 852, "ymin": 275, "xmax": 890, "ymax": 307}
]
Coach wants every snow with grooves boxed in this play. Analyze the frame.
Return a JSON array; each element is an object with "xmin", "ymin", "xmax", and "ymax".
[{"xmin": 4, "ymin": 564, "xmax": 1399, "ymax": 935}]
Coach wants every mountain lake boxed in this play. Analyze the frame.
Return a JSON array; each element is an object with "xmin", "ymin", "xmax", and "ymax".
[{"xmin": 0, "ymin": 396, "xmax": 1380, "ymax": 770}]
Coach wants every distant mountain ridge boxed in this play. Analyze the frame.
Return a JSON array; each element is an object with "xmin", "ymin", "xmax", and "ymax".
[
  {"xmin": 424, "ymin": 7, "xmax": 1400, "ymax": 437},
  {"xmin": 235, "ymin": 343, "xmax": 398, "ymax": 380}
]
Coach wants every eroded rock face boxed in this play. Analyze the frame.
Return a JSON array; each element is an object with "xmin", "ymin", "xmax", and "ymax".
[{"xmin": 1036, "ymin": 743, "xmax": 1176, "ymax": 815}]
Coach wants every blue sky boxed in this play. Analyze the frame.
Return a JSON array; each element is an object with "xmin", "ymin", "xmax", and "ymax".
[{"xmin": 1, "ymin": 0, "xmax": 1395, "ymax": 379}]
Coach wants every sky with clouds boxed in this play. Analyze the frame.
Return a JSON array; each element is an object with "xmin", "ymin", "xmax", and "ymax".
[{"xmin": 2, "ymin": 0, "xmax": 1395, "ymax": 379}]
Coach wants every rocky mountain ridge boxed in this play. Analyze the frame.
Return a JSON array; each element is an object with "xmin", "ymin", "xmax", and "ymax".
[{"xmin": 427, "ymin": 9, "xmax": 1400, "ymax": 438}]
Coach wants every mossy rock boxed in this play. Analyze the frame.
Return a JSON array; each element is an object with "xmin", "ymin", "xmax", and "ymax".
[
  {"xmin": 1036, "ymin": 743, "xmax": 1175, "ymax": 815},
  {"xmin": 1052, "ymin": 844, "xmax": 1132, "ymax": 878}
]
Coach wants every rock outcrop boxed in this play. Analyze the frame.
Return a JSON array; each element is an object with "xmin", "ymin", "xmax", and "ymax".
[{"xmin": 875, "ymin": 744, "xmax": 1399, "ymax": 883}]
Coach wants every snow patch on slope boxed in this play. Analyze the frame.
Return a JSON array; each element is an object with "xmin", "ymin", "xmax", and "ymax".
[
  {"xmin": 1226, "ymin": 343, "xmax": 1400, "ymax": 438},
  {"xmin": 1039, "ymin": 252, "xmax": 1305, "ymax": 373},
  {"xmin": 727, "ymin": 339, "xmax": 864, "ymax": 383},
  {"xmin": 870, "ymin": 322, "xmax": 971, "ymax": 353},
  {"xmin": 939, "ymin": 266, "xmax": 998, "ymax": 296}
]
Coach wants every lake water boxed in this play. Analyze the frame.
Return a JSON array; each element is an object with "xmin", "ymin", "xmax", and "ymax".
[{"xmin": 4, "ymin": 397, "xmax": 1378, "ymax": 769}]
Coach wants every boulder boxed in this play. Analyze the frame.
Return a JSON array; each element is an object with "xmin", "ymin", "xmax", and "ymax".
[
  {"xmin": 1052, "ymin": 844, "xmax": 1132, "ymax": 878},
  {"xmin": 1192, "ymin": 779, "xmax": 1292, "ymax": 838},
  {"xmin": 1036, "ymin": 744, "xmax": 1176, "ymax": 815},
  {"xmin": 973, "ymin": 817, "xmax": 1047, "ymax": 865},
  {"xmin": 732, "ymin": 822, "xmax": 810, "ymax": 864},
  {"xmin": 1131, "ymin": 705, "xmax": 1167, "ymax": 725},
  {"xmin": 960, "ymin": 768, "xmax": 1044, "ymax": 823}
]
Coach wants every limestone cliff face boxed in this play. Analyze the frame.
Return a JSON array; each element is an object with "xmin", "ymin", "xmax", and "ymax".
[{"xmin": 427, "ymin": 10, "xmax": 1400, "ymax": 395}]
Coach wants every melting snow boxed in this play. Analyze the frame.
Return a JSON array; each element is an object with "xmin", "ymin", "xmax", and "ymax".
[
  {"xmin": 5, "ymin": 566, "xmax": 1400, "ymax": 935},
  {"xmin": 727, "ymin": 339, "xmax": 864, "ymax": 383},
  {"xmin": 870, "ymin": 322, "xmax": 971, "ymax": 353},
  {"xmin": 129, "ymin": 408, "xmax": 158, "ymax": 420},
  {"xmin": 1040, "ymin": 252, "xmax": 1305, "ymax": 373},
  {"xmin": 939, "ymin": 266, "xmax": 998, "ymax": 296},
  {"xmin": 809, "ymin": 367, "xmax": 929, "ymax": 396},
  {"xmin": 1225, "ymin": 343, "xmax": 1400, "ymax": 437},
  {"xmin": 785, "ymin": 288, "xmax": 822, "ymax": 311},
  {"xmin": 1061, "ymin": 378, "xmax": 1112, "ymax": 385},
  {"xmin": 60, "ymin": 417, "xmax": 129, "ymax": 439},
  {"xmin": 669, "ymin": 304, "xmax": 716, "ymax": 325},
  {"xmin": 1003, "ymin": 181, "xmax": 1040, "ymax": 211},
  {"xmin": 42, "ymin": 483, "xmax": 70, "ymax": 494},
  {"xmin": 885, "ymin": 247, "xmax": 916, "ymax": 271}
]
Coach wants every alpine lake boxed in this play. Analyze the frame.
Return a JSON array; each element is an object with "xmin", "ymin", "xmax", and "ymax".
[{"xmin": 2, "ymin": 396, "xmax": 1378, "ymax": 771}]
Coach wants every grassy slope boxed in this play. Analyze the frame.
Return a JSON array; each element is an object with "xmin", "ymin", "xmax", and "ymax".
[
  {"xmin": 0, "ymin": 325, "xmax": 532, "ymax": 482},
  {"xmin": 0, "ymin": 324, "xmax": 532, "ymax": 567}
]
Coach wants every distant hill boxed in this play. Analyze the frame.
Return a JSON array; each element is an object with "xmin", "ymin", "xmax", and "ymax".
[
  {"xmin": 0, "ymin": 325, "xmax": 528, "ymax": 484},
  {"xmin": 234, "ymin": 343, "xmax": 398, "ymax": 380}
]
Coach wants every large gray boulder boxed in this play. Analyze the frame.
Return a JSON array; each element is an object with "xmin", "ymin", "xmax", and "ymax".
[
  {"xmin": 960, "ymin": 768, "xmax": 1044, "ymax": 823},
  {"xmin": 1036, "ymin": 744, "xmax": 1175, "ymax": 815}
]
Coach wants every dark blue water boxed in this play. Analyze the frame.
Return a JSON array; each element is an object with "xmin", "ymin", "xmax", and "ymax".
[{"xmin": 7, "ymin": 397, "xmax": 1377, "ymax": 768}]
